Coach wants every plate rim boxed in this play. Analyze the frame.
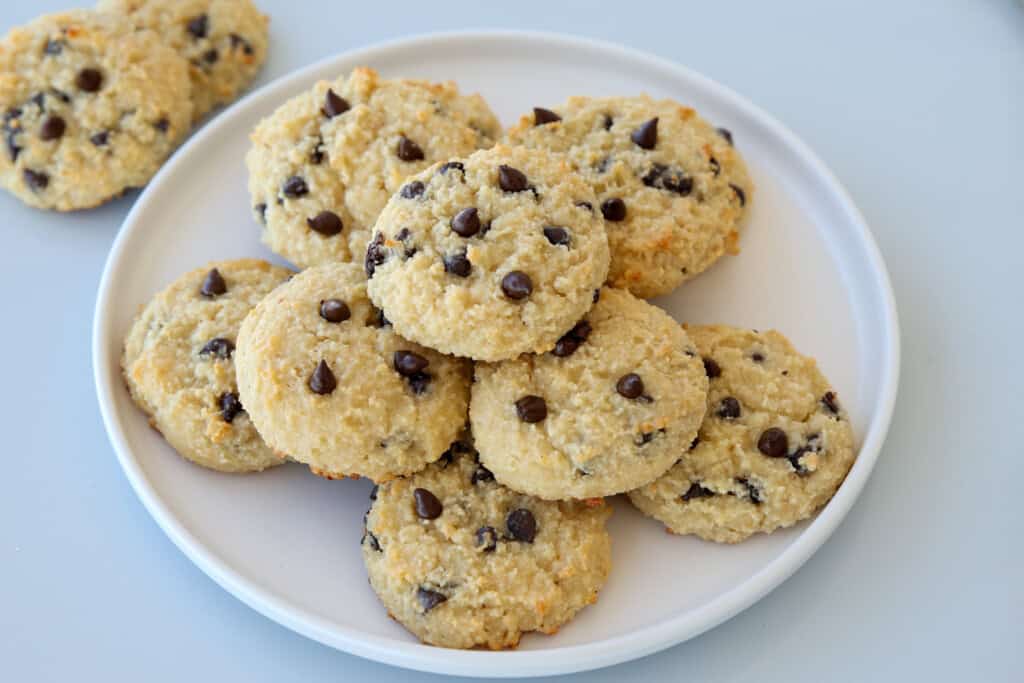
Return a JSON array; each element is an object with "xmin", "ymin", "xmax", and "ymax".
[{"xmin": 92, "ymin": 29, "xmax": 901, "ymax": 678}]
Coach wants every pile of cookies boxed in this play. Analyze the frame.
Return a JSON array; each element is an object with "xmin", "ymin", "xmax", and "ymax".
[
  {"xmin": 0, "ymin": 0, "xmax": 269, "ymax": 211},
  {"xmin": 121, "ymin": 65, "xmax": 857, "ymax": 649}
]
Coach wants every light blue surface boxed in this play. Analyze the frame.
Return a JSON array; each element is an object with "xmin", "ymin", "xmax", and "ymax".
[{"xmin": 1, "ymin": 1, "xmax": 1020, "ymax": 681}]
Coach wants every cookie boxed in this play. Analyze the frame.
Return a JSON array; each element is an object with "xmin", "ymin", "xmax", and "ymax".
[
  {"xmin": 122, "ymin": 258, "xmax": 291, "ymax": 472},
  {"xmin": 0, "ymin": 10, "xmax": 192, "ymax": 210},
  {"xmin": 627, "ymin": 324, "xmax": 856, "ymax": 543},
  {"xmin": 246, "ymin": 67, "xmax": 499, "ymax": 270},
  {"xmin": 98, "ymin": 0, "xmax": 269, "ymax": 120},
  {"xmin": 505, "ymin": 96, "xmax": 752, "ymax": 298},
  {"xmin": 235, "ymin": 261, "xmax": 472, "ymax": 481},
  {"xmin": 469, "ymin": 287, "xmax": 707, "ymax": 500},
  {"xmin": 365, "ymin": 144, "xmax": 611, "ymax": 362},
  {"xmin": 362, "ymin": 440, "xmax": 612, "ymax": 649}
]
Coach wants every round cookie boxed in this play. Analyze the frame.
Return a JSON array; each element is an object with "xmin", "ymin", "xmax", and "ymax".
[
  {"xmin": 469, "ymin": 287, "xmax": 708, "ymax": 500},
  {"xmin": 505, "ymin": 96, "xmax": 752, "ymax": 299},
  {"xmin": 627, "ymin": 324, "xmax": 856, "ymax": 543},
  {"xmin": 97, "ymin": 0, "xmax": 269, "ymax": 121},
  {"xmin": 246, "ymin": 67, "xmax": 500, "ymax": 269},
  {"xmin": 362, "ymin": 440, "xmax": 612, "ymax": 649},
  {"xmin": 235, "ymin": 261, "xmax": 472, "ymax": 481},
  {"xmin": 122, "ymin": 258, "xmax": 291, "ymax": 472},
  {"xmin": 365, "ymin": 144, "xmax": 611, "ymax": 362},
  {"xmin": 0, "ymin": 10, "xmax": 192, "ymax": 210}
]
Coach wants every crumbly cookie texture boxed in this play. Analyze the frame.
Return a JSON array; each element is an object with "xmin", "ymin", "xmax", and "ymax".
[
  {"xmin": 505, "ymin": 96, "xmax": 752, "ymax": 299},
  {"xmin": 365, "ymin": 144, "xmax": 611, "ymax": 362},
  {"xmin": 246, "ymin": 67, "xmax": 499, "ymax": 269},
  {"xmin": 470, "ymin": 287, "xmax": 707, "ymax": 500},
  {"xmin": 362, "ymin": 441, "xmax": 612, "ymax": 649},
  {"xmin": 98, "ymin": 0, "xmax": 269, "ymax": 121},
  {"xmin": 122, "ymin": 259, "xmax": 291, "ymax": 472},
  {"xmin": 627, "ymin": 324, "xmax": 856, "ymax": 543},
  {"xmin": 235, "ymin": 262, "xmax": 472, "ymax": 481},
  {"xmin": 0, "ymin": 10, "xmax": 192, "ymax": 210}
]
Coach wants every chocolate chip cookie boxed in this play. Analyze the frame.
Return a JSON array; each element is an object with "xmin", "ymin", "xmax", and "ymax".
[
  {"xmin": 122, "ymin": 259, "xmax": 291, "ymax": 472},
  {"xmin": 234, "ymin": 262, "xmax": 472, "ymax": 481},
  {"xmin": 246, "ymin": 67, "xmax": 500, "ymax": 269},
  {"xmin": 470, "ymin": 287, "xmax": 708, "ymax": 499},
  {"xmin": 365, "ymin": 144, "xmax": 611, "ymax": 362},
  {"xmin": 0, "ymin": 10, "xmax": 192, "ymax": 210},
  {"xmin": 505, "ymin": 96, "xmax": 752, "ymax": 298},
  {"xmin": 97, "ymin": 0, "xmax": 269, "ymax": 121},
  {"xmin": 362, "ymin": 439, "xmax": 612, "ymax": 649},
  {"xmin": 627, "ymin": 324, "xmax": 856, "ymax": 543}
]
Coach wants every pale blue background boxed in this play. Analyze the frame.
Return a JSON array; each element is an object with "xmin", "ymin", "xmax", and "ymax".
[{"xmin": 2, "ymin": 1, "xmax": 1021, "ymax": 681}]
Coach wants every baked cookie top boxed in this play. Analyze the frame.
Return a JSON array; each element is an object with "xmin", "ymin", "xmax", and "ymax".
[
  {"xmin": 0, "ymin": 9, "xmax": 192, "ymax": 210},
  {"xmin": 470, "ymin": 287, "xmax": 708, "ymax": 499},
  {"xmin": 122, "ymin": 258, "xmax": 291, "ymax": 472},
  {"xmin": 362, "ymin": 440, "xmax": 612, "ymax": 649},
  {"xmin": 98, "ymin": 0, "xmax": 269, "ymax": 120},
  {"xmin": 627, "ymin": 324, "xmax": 856, "ymax": 543},
  {"xmin": 365, "ymin": 144, "xmax": 610, "ymax": 362},
  {"xmin": 246, "ymin": 67, "xmax": 499, "ymax": 269},
  {"xmin": 505, "ymin": 95, "xmax": 752, "ymax": 298},
  {"xmin": 234, "ymin": 261, "xmax": 472, "ymax": 482}
]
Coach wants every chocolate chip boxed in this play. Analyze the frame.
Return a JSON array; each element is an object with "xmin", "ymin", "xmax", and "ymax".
[
  {"xmin": 76, "ymin": 68, "xmax": 102, "ymax": 93},
  {"xmin": 22, "ymin": 169, "xmax": 47, "ymax": 191},
  {"xmin": 757, "ymin": 428, "xmax": 788, "ymax": 457},
  {"xmin": 682, "ymin": 482, "xmax": 715, "ymax": 501},
  {"xmin": 616, "ymin": 373, "xmax": 644, "ymax": 399},
  {"xmin": 39, "ymin": 116, "xmax": 65, "ymax": 141},
  {"xmin": 716, "ymin": 396, "xmax": 741, "ymax": 419},
  {"xmin": 593, "ymin": 289, "xmax": 601, "ymax": 303},
  {"xmin": 394, "ymin": 350, "xmax": 429, "ymax": 377},
  {"xmin": 822, "ymin": 391, "xmax": 841, "ymax": 415},
  {"xmin": 229, "ymin": 33, "xmax": 254, "ymax": 55},
  {"xmin": 44, "ymin": 39, "xmax": 64, "ymax": 56},
  {"xmin": 363, "ymin": 531, "xmax": 381, "ymax": 552},
  {"xmin": 309, "ymin": 139, "xmax": 325, "ymax": 164},
  {"xmin": 396, "ymin": 136, "xmax": 424, "ymax": 161},
  {"xmin": 543, "ymin": 226, "xmax": 571, "ymax": 246},
  {"xmin": 443, "ymin": 251, "xmax": 471, "ymax": 277},
  {"xmin": 476, "ymin": 526, "xmax": 498, "ymax": 552},
  {"xmin": 306, "ymin": 210, "xmax": 342, "ymax": 236},
  {"xmin": 515, "ymin": 395, "xmax": 547, "ymax": 423},
  {"xmin": 199, "ymin": 337, "xmax": 234, "ymax": 359},
  {"xmin": 199, "ymin": 268, "xmax": 226, "ymax": 297},
  {"xmin": 400, "ymin": 180, "xmax": 425, "ymax": 199},
  {"xmin": 308, "ymin": 360, "xmax": 337, "ymax": 395},
  {"xmin": 642, "ymin": 164, "xmax": 693, "ymax": 196},
  {"xmin": 450, "ymin": 207, "xmax": 480, "ymax": 237},
  {"xmin": 602, "ymin": 114, "xmax": 614, "ymax": 130},
  {"xmin": 736, "ymin": 477, "xmax": 762, "ymax": 504},
  {"xmin": 90, "ymin": 130, "xmax": 109, "ymax": 146},
  {"xmin": 5, "ymin": 127, "xmax": 21, "ymax": 161},
  {"xmin": 553, "ymin": 320, "xmax": 592, "ymax": 357},
  {"xmin": 717, "ymin": 127, "xmax": 734, "ymax": 146},
  {"xmin": 600, "ymin": 197, "xmax": 626, "ymax": 221},
  {"xmin": 369, "ymin": 484, "xmax": 379, "ymax": 500},
  {"xmin": 533, "ymin": 107, "xmax": 561, "ymax": 125},
  {"xmin": 417, "ymin": 587, "xmax": 447, "ymax": 612},
  {"xmin": 438, "ymin": 161, "xmax": 464, "ymax": 175},
  {"xmin": 471, "ymin": 465, "xmax": 494, "ymax": 485},
  {"xmin": 407, "ymin": 373, "xmax": 432, "ymax": 395},
  {"xmin": 282, "ymin": 176, "xmax": 308, "ymax": 198},
  {"xmin": 751, "ymin": 352, "xmax": 765, "ymax": 363},
  {"xmin": 219, "ymin": 392, "xmax": 243, "ymax": 423},
  {"xmin": 186, "ymin": 14, "xmax": 209, "ymax": 39},
  {"xmin": 153, "ymin": 118, "xmax": 169, "ymax": 133},
  {"xmin": 631, "ymin": 117, "xmax": 658, "ymax": 149},
  {"xmin": 498, "ymin": 164, "xmax": 529, "ymax": 192},
  {"xmin": 709, "ymin": 157, "xmax": 721, "ymax": 176},
  {"xmin": 575, "ymin": 200, "xmax": 593, "ymax": 212},
  {"xmin": 322, "ymin": 88, "xmax": 350, "ymax": 118},
  {"xmin": 506, "ymin": 508, "xmax": 537, "ymax": 543},
  {"xmin": 702, "ymin": 357, "xmax": 721, "ymax": 379},
  {"xmin": 413, "ymin": 488, "xmax": 443, "ymax": 519},
  {"xmin": 364, "ymin": 232, "xmax": 387, "ymax": 277},
  {"xmin": 501, "ymin": 271, "xmax": 532, "ymax": 300},
  {"xmin": 730, "ymin": 183, "xmax": 746, "ymax": 206},
  {"xmin": 319, "ymin": 299, "xmax": 350, "ymax": 323},
  {"xmin": 202, "ymin": 48, "xmax": 218, "ymax": 64}
]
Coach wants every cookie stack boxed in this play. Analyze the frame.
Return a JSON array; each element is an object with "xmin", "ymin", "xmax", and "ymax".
[
  {"xmin": 121, "ymin": 67, "xmax": 857, "ymax": 649},
  {"xmin": 0, "ymin": 0, "xmax": 268, "ymax": 211}
]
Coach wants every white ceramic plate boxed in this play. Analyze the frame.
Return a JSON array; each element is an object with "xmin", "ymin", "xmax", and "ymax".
[{"xmin": 92, "ymin": 31, "xmax": 899, "ymax": 678}]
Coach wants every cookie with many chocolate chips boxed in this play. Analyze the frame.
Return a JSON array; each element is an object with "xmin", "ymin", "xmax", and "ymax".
[
  {"xmin": 0, "ymin": 10, "xmax": 192, "ymax": 210},
  {"xmin": 362, "ymin": 439, "xmax": 612, "ymax": 649},
  {"xmin": 122, "ymin": 259, "xmax": 291, "ymax": 472},
  {"xmin": 246, "ymin": 67, "xmax": 500, "ymax": 269},
  {"xmin": 505, "ymin": 95, "xmax": 752, "ymax": 298},
  {"xmin": 365, "ymin": 144, "xmax": 610, "ymax": 362},
  {"xmin": 234, "ymin": 262, "xmax": 472, "ymax": 481},
  {"xmin": 98, "ymin": 0, "xmax": 269, "ymax": 121},
  {"xmin": 470, "ymin": 287, "xmax": 708, "ymax": 499},
  {"xmin": 627, "ymin": 324, "xmax": 856, "ymax": 543}
]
